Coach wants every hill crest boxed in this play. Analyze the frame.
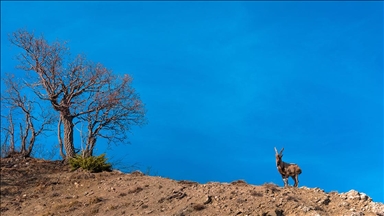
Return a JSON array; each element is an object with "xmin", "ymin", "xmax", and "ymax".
[{"xmin": 1, "ymin": 157, "xmax": 383, "ymax": 216}]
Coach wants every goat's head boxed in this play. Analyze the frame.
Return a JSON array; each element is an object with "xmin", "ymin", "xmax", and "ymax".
[{"xmin": 274, "ymin": 147, "xmax": 284, "ymax": 166}]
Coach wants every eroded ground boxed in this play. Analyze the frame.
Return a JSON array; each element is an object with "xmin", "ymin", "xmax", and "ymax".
[{"xmin": 1, "ymin": 157, "xmax": 383, "ymax": 216}]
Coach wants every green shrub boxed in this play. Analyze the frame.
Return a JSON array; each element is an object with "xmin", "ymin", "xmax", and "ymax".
[{"xmin": 69, "ymin": 154, "xmax": 112, "ymax": 173}]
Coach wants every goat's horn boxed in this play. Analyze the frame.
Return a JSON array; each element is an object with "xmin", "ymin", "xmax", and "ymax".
[
  {"xmin": 274, "ymin": 147, "xmax": 278, "ymax": 154},
  {"xmin": 280, "ymin": 147, "xmax": 285, "ymax": 155}
]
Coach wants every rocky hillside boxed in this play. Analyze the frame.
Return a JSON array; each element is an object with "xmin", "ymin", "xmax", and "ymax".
[{"xmin": 1, "ymin": 157, "xmax": 383, "ymax": 216}]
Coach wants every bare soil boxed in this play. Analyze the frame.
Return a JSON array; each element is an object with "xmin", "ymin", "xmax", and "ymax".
[{"xmin": 1, "ymin": 157, "xmax": 383, "ymax": 216}]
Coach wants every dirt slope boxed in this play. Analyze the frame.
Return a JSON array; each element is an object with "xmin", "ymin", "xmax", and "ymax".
[{"xmin": 1, "ymin": 157, "xmax": 383, "ymax": 216}]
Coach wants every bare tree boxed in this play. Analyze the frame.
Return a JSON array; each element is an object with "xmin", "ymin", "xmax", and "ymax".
[
  {"xmin": 80, "ymin": 74, "xmax": 146, "ymax": 157},
  {"xmin": 9, "ymin": 29, "xmax": 146, "ymax": 159},
  {"xmin": 1, "ymin": 111, "xmax": 15, "ymax": 157},
  {"xmin": 1, "ymin": 74, "xmax": 54, "ymax": 158}
]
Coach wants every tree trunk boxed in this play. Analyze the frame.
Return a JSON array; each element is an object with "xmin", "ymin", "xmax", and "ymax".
[
  {"xmin": 61, "ymin": 114, "xmax": 75, "ymax": 159},
  {"xmin": 20, "ymin": 123, "xmax": 27, "ymax": 155},
  {"xmin": 25, "ymin": 131, "xmax": 36, "ymax": 158},
  {"xmin": 24, "ymin": 114, "xmax": 34, "ymax": 158},
  {"xmin": 58, "ymin": 117, "xmax": 66, "ymax": 159},
  {"xmin": 84, "ymin": 136, "xmax": 96, "ymax": 157},
  {"xmin": 8, "ymin": 113, "xmax": 15, "ymax": 154}
]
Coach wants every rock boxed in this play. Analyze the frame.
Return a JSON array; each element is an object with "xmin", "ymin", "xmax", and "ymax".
[
  {"xmin": 349, "ymin": 212, "xmax": 364, "ymax": 216},
  {"xmin": 302, "ymin": 205, "xmax": 314, "ymax": 212},
  {"xmin": 145, "ymin": 210, "xmax": 153, "ymax": 214},
  {"xmin": 275, "ymin": 209, "xmax": 284, "ymax": 216},
  {"xmin": 368, "ymin": 202, "xmax": 384, "ymax": 214},
  {"xmin": 313, "ymin": 187, "xmax": 324, "ymax": 193},
  {"xmin": 359, "ymin": 192, "xmax": 371, "ymax": 201},
  {"xmin": 203, "ymin": 195, "xmax": 213, "ymax": 205},
  {"xmin": 340, "ymin": 190, "xmax": 373, "ymax": 203},
  {"xmin": 341, "ymin": 202, "xmax": 349, "ymax": 207},
  {"xmin": 131, "ymin": 170, "xmax": 144, "ymax": 176},
  {"xmin": 345, "ymin": 190, "xmax": 361, "ymax": 200},
  {"xmin": 320, "ymin": 196, "xmax": 331, "ymax": 205}
]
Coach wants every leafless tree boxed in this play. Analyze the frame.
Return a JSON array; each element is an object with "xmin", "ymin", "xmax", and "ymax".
[
  {"xmin": 80, "ymin": 74, "xmax": 146, "ymax": 157},
  {"xmin": 1, "ymin": 111, "xmax": 15, "ymax": 157},
  {"xmin": 9, "ymin": 29, "xmax": 146, "ymax": 159},
  {"xmin": 1, "ymin": 74, "xmax": 55, "ymax": 158}
]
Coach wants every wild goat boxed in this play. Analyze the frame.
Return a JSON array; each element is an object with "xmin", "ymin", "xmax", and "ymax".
[{"xmin": 274, "ymin": 147, "xmax": 302, "ymax": 187}]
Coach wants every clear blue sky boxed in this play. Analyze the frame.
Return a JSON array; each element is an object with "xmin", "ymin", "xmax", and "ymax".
[{"xmin": 1, "ymin": 1, "xmax": 383, "ymax": 202}]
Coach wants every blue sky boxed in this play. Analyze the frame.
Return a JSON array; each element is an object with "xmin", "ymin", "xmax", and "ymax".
[{"xmin": 1, "ymin": 1, "xmax": 383, "ymax": 202}]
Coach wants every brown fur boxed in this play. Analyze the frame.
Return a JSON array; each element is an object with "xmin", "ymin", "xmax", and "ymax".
[{"xmin": 275, "ymin": 147, "xmax": 302, "ymax": 187}]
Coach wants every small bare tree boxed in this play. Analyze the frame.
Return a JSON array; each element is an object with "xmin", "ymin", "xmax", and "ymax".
[
  {"xmin": 9, "ymin": 29, "xmax": 146, "ymax": 159},
  {"xmin": 1, "ymin": 74, "xmax": 55, "ymax": 158},
  {"xmin": 1, "ymin": 111, "xmax": 15, "ymax": 157},
  {"xmin": 80, "ymin": 74, "xmax": 146, "ymax": 157}
]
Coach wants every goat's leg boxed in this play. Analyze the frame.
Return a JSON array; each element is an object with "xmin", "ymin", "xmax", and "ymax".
[
  {"xmin": 283, "ymin": 176, "xmax": 288, "ymax": 187},
  {"xmin": 293, "ymin": 175, "xmax": 299, "ymax": 187}
]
